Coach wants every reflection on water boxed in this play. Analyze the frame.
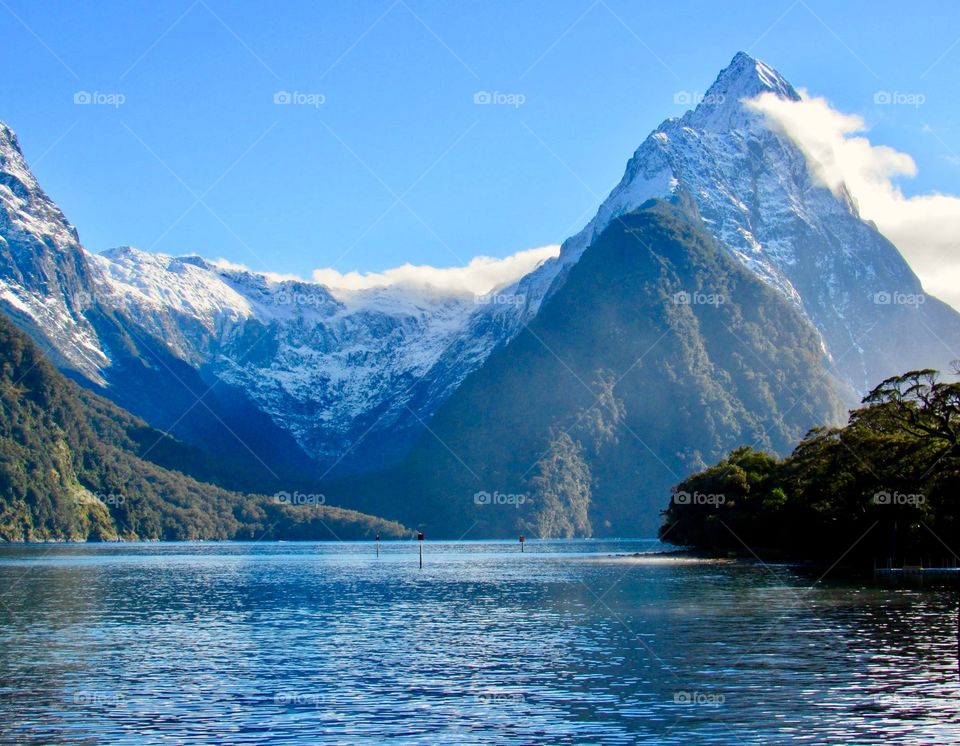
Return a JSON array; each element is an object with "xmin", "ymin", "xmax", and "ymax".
[{"xmin": 0, "ymin": 540, "xmax": 956, "ymax": 744}]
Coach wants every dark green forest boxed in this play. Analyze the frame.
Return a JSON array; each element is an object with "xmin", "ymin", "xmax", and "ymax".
[
  {"xmin": 660, "ymin": 368, "xmax": 960, "ymax": 568},
  {"xmin": 0, "ymin": 313, "xmax": 411, "ymax": 541}
]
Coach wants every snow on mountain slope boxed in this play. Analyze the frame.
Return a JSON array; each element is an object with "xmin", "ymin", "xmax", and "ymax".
[
  {"xmin": 564, "ymin": 53, "xmax": 838, "ymax": 289},
  {"xmin": 0, "ymin": 115, "xmax": 564, "ymax": 472},
  {"xmin": 557, "ymin": 52, "xmax": 960, "ymax": 392},
  {"xmin": 86, "ymin": 245, "xmax": 561, "ymax": 469},
  {"xmin": 0, "ymin": 123, "xmax": 107, "ymax": 382}
]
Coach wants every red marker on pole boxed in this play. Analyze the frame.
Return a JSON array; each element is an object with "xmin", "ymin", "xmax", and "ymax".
[
  {"xmin": 418, "ymin": 531, "xmax": 424, "ymax": 568},
  {"xmin": 519, "ymin": 535, "xmax": 525, "ymax": 553}
]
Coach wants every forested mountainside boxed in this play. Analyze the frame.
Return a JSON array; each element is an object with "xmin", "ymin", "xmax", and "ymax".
[{"xmin": 0, "ymin": 313, "xmax": 410, "ymax": 541}]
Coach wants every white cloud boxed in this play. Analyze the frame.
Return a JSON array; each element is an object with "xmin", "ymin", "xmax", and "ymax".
[
  {"xmin": 209, "ymin": 258, "xmax": 303, "ymax": 284},
  {"xmin": 310, "ymin": 245, "xmax": 560, "ymax": 296},
  {"xmin": 745, "ymin": 90, "xmax": 960, "ymax": 310},
  {"xmin": 210, "ymin": 245, "xmax": 560, "ymax": 298}
]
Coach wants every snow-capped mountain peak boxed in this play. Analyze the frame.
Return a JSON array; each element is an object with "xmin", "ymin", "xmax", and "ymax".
[
  {"xmin": 683, "ymin": 51, "xmax": 800, "ymax": 133},
  {"xmin": 556, "ymin": 52, "xmax": 958, "ymax": 393}
]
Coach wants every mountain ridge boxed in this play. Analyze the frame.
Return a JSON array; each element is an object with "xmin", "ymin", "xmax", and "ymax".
[{"xmin": 1, "ymin": 52, "xmax": 958, "ymax": 535}]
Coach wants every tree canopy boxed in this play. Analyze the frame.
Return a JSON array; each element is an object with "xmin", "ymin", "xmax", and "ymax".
[{"xmin": 660, "ymin": 368, "xmax": 960, "ymax": 568}]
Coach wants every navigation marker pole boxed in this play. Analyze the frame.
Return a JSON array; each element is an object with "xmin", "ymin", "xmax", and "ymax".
[
  {"xmin": 519, "ymin": 535, "xmax": 525, "ymax": 553},
  {"xmin": 418, "ymin": 532, "xmax": 424, "ymax": 569},
  {"xmin": 376, "ymin": 533, "xmax": 380, "ymax": 557}
]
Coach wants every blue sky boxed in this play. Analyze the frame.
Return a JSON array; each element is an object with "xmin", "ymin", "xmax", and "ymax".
[{"xmin": 2, "ymin": 0, "xmax": 959, "ymax": 278}]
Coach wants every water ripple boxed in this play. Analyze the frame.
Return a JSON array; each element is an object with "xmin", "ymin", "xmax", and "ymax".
[{"xmin": 0, "ymin": 541, "xmax": 956, "ymax": 744}]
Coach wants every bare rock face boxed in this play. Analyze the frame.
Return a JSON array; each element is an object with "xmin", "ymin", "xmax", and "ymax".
[{"xmin": 0, "ymin": 123, "xmax": 107, "ymax": 382}]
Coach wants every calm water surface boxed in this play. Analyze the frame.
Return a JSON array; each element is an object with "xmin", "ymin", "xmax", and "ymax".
[{"xmin": 0, "ymin": 540, "xmax": 956, "ymax": 744}]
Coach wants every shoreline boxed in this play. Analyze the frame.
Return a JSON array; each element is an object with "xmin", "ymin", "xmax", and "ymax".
[{"xmin": 610, "ymin": 549, "xmax": 960, "ymax": 587}]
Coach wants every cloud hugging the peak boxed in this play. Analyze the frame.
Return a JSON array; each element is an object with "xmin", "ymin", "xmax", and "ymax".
[
  {"xmin": 746, "ymin": 90, "xmax": 960, "ymax": 311},
  {"xmin": 211, "ymin": 245, "xmax": 560, "ymax": 297},
  {"xmin": 310, "ymin": 245, "xmax": 560, "ymax": 296}
]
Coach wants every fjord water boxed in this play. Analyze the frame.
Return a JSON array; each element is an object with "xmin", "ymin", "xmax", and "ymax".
[{"xmin": 0, "ymin": 541, "xmax": 956, "ymax": 745}]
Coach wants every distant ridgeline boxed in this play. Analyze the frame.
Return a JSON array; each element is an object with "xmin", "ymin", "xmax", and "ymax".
[
  {"xmin": 0, "ymin": 313, "xmax": 411, "ymax": 542},
  {"xmin": 661, "ymin": 369, "xmax": 960, "ymax": 568}
]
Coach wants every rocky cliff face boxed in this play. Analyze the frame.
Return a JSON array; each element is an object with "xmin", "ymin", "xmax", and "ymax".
[{"xmin": 0, "ymin": 123, "xmax": 106, "ymax": 382}]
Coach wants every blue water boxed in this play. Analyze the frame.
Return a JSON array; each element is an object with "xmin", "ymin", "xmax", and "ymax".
[{"xmin": 0, "ymin": 540, "xmax": 956, "ymax": 744}]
